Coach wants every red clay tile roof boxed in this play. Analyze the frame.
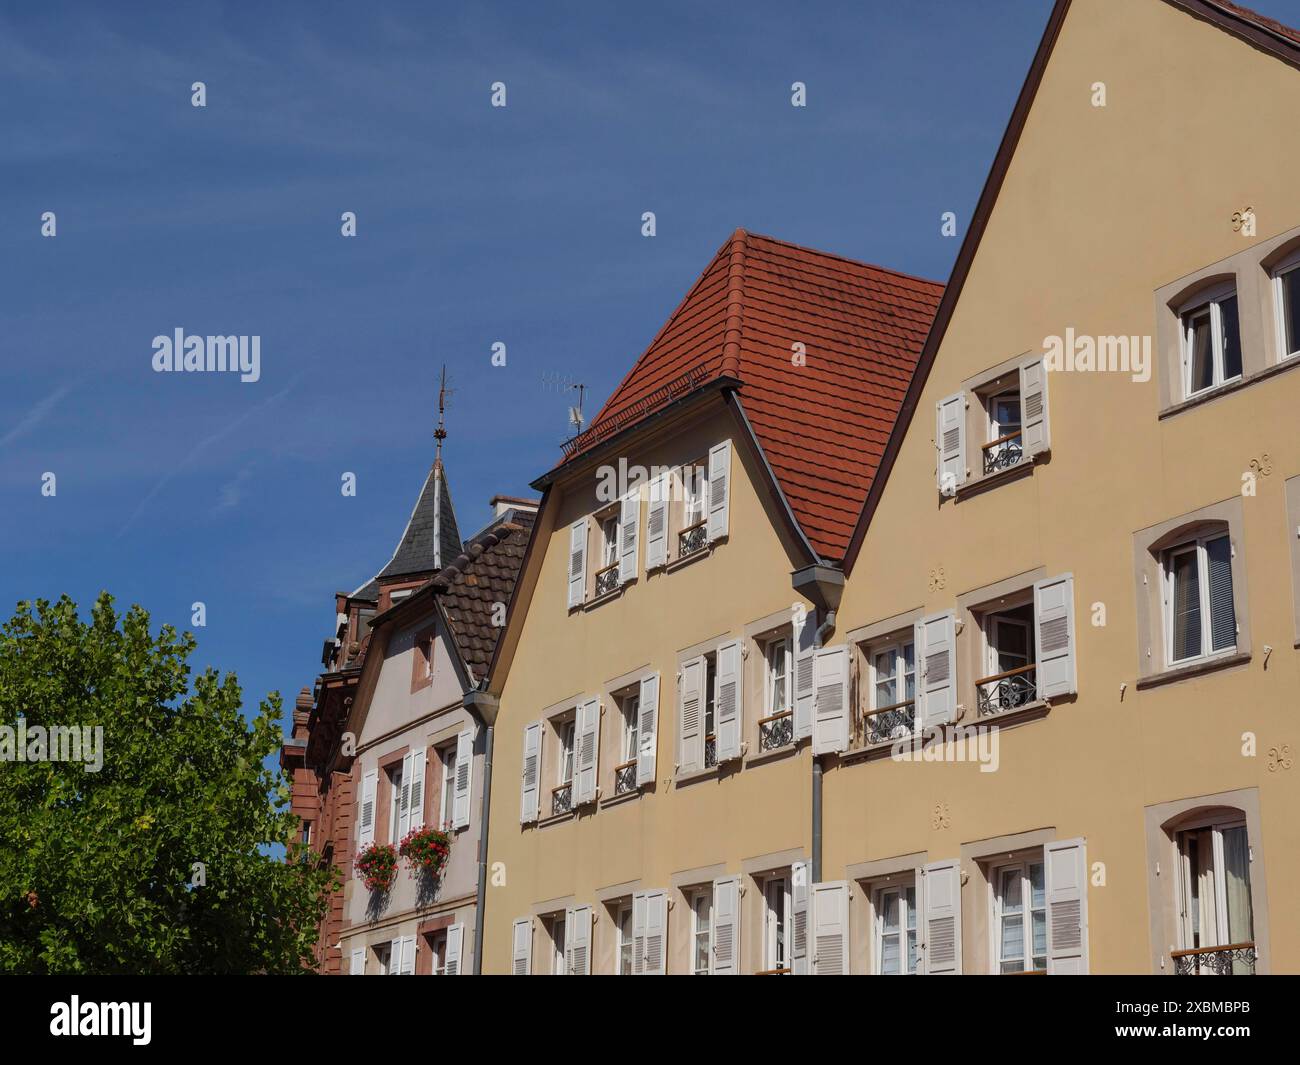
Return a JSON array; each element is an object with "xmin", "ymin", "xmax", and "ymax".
[
  {"xmin": 564, "ymin": 230, "xmax": 943, "ymax": 562},
  {"xmin": 1214, "ymin": 0, "xmax": 1300, "ymax": 46}
]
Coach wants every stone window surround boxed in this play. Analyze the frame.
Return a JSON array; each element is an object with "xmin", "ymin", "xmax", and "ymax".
[
  {"xmin": 1155, "ymin": 222, "xmax": 1300, "ymax": 418},
  {"xmin": 743, "ymin": 847, "xmax": 806, "ymax": 975},
  {"xmin": 845, "ymin": 850, "xmax": 928, "ymax": 975},
  {"xmin": 600, "ymin": 662, "xmax": 655, "ymax": 805},
  {"xmin": 958, "ymin": 351, "xmax": 1042, "ymax": 495},
  {"xmin": 534, "ymin": 692, "xmax": 583, "ymax": 826},
  {"xmin": 1143, "ymin": 788, "xmax": 1270, "ymax": 975},
  {"xmin": 673, "ymin": 630, "xmax": 731, "ymax": 784},
  {"xmin": 744, "ymin": 607, "xmax": 800, "ymax": 765},
  {"xmin": 1131, "ymin": 496, "xmax": 1251, "ymax": 687},
  {"xmin": 955, "ymin": 567, "xmax": 1049, "ymax": 722},
  {"xmin": 960, "ymin": 827, "xmax": 1057, "ymax": 976}
]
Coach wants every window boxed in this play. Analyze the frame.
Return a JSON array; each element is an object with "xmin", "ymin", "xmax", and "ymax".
[
  {"xmin": 761, "ymin": 875, "xmax": 791, "ymax": 973},
  {"xmin": 1181, "ymin": 285, "xmax": 1242, "ymax": 398},
  {"xmin": 616, "ymin": 902, "xmax": 633, "ymax": 975},
  {"xmin": 429, "ymin": 929, "xmax": 448, "ymax": 975},
  {"xmin": 976, "ymin": 601, "xmax": 1037, "ymax": 715},
  {"xmin": 594, "ymin": 511, "xmax": 620, "ymax": 596},
  {"xmin": 1273, "ymin": 250, "xmax": 1300, "ymax": 362},
  {"xmin": 679, "ymin": 461, "xmax": 709, "ymax": 559},
  {"xmin": 301, "ymin": 820, "xmax": 312, "ymax": 846},
  {"xmin": 1175, "ymin": 819, "xmax": 1255, "ymax": 974},
  {"xmin": 1163, "ymin": 533, "xmax": 1235, "ymax": 666},
  {"xmin": 983, "ymin": 386, "xmax": 1024, "ymax": 475},
  {"xmin": 993, "ymin": 859, "xmax": 1047, "ymax": 973},
  {"xmin": 759, "ymin": 637, "xmax": 793, "ymax": 751},
  {"xmin": 439, "ymin": 743, "xmax": 457, "ymax": 830},
  {"xmin": 874, "ymin": 884, "xmax": 918, "ymax": 975},
  {"xmin": 376, "ymin": 942, "xmax": 393, "ymax": 975},
  {"xmin": 387, "ymin": 762, "xmax": 405, "ymax": 843},
  {"xmin": 546, "ymin": 913, "xmax": 567, "ymax": 975},
  {"xmin": 690, "ymin": 888, "xmax": 714, "ymax": 975},
  {"xmin": 616, "ymin": 692, "xmax": 639, "ymax": 795},
  {"xmin": 553, "ymin": 719, "xmax": 576, "ymax": 816},
  {"xmin": 704, "ymin": 653, "xmax": 718, "ymax": 768},
  {"xmin": 866, "ymin": 637, "xmax": 916, "ymax": 744}
]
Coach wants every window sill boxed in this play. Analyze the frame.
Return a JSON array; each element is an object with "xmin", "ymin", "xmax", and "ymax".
[
  {"xmin": 662, "ymin": 542, "xmax": 715, "ymax": 574},
  {"xmin": 1159, "ymin": 355, "xmax": 1300, "ymax": 420},
  {"xmin": 574, "ymin": 582, "xmax": 629, "ymax": 613},
  {"xmin": 952, "ymin": 454, "xmax": 1038, "ymax": 500},
  {"xmin": 536, "ymin": 809, "xmax": 577, "ymax": 829},
  {"xmin": 599, "ymin": 788, "xmax": 641, "ymax": 810},
  {"xmin": 674, "ymin": 764, "xmax": 722, "ymax": 787},
  {"xmin": 1135, "ymin": 650, "xmax": 1250, "ymax": 690},
  {"xmin": 744, "ymin": 741, "xmax": 801, "ymax": 768},
  {"xmin": 972, "ymin": 698, "xmax": 1051, "ymax": 728}
]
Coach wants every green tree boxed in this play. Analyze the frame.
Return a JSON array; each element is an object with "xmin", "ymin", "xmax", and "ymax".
[{"xmin": 0, "ymin": 593, "xmax": 336, "ymax": 974}]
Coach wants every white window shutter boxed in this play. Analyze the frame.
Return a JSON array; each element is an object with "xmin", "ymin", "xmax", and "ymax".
[
  {"xmin": 918, "ymin": 611, "xmax": 957, "ymax": 727},
  {"xmin": 1045, "ymin": 839, "xmax": 1088, "ymax": 974},
  {"xmin": 400, "ymin": 935, "xmax": 416, "ymax": 975},
  {"xmin": 1034, "ymin": 574, "xmax": 1077, "ymax": 699},
  {"xmin": 922, "ymin": 861, "xmax": 961, "ymax": 974},
  {"xmin": 618, "ymin": 490, "xmax": 639, "ymax": 584},
  {"xmin": 811, "ymin": 644, "xmax": 849, "ymax": 755},
  {"xmin": 646, "ymin": 472, "xmax": 669, "ymax": 569},
  {"xmin": 445, "ymin": 923, "xmax": 464, "ymax": 975},
  {"xmin": 350, "ymin": 947, "xmax": 365, "ymax": 975},
  {"xmin": 793, "ymin": 613, "xmax": 815, "ymax": 740},
  {"xmin": 678, "ymin": 656, "xmax": 705, "ymax": 772},
  {"xmin": 791, "ymin": 860, "xmax": 810, "ymax": 975},
  {"xmin": 811, "ymin": 881, "xmax": 850, "ymax": 975},
  {"xmin": 453, "ymin": 729, "xmax": 473, "ymax": 830},
  {"xmin": 1020, "ymin": 356, "xmax": 1050, "ymax": 457},
  {"xmin": 712, "ymin": 876, "xmax": 740, "ymax": 974},
  {"xmin": 511, "ymin": 917, "xmax": 532, "ymax": 975},
  {"xmin": 358, "ymin": 769, "xmax": 377, "ymax": 848},
  {"xmin": 642, "ymin": 891, "xmax": 667, "ymax": 975},
  {"xmin": 567, "ymin": 518, "xmax": 587, "ymax": 608},
  {"xmin": 520, "ymin": 721, "xmax": 543, "ymax": 824},
  {"xmin": 388, "ymin": 936, "xmax": 402, "ymax": 975},
  {"xmin": 706, "ymin": 440, "xmax": 731, "ymax": 541},
  {"xmin": 574, "ymin": 696, "xmax": 601, "ymax": 805},
  {"xmin": 397, "ymin": 750, "xmax": 414, "ymax": 840},
  {"xmin": 935, "ymin": 392, "xmax": 966, "ymax": 496},
  {"xmin": 637, "ymin": 672, "xmax": 659, "ymax": 786},
  {"xmin": 564, "ymin": 905, "xmax": 591, "ymax": 975},
  {"xmin": 407, "ymin": 747, "xmax": 426, "ymax": 833},
  {"xmin": 714, "ymin": 639, "xmax": 742, "ymax": 762},
  {"xmin": 631, "ymin": 892, "xmax": 647, "ymax": 975}
]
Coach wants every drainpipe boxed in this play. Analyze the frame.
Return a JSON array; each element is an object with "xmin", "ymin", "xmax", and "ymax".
[{"xmin": 464, "ymin": 688, "xmax": 499, "ymax": 975}]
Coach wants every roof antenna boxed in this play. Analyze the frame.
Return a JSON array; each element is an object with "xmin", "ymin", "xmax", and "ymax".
[
  {"xmin": 434, "ymin": 365, "xmax": 453, "ymax": 462},
  {"xmin": 567, "ymin": 382, "xmax": 586, "ymax": 432}
]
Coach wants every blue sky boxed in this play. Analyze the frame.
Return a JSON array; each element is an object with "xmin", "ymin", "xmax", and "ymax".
[{"xmin": 5, "ymin": 0, "xmax": 1298, "ymax": 741}]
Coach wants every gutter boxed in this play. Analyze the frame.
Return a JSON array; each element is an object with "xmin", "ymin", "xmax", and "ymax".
[{"xmin": 463, "ymin": 687, "xmax": 499, "ymax": 975}]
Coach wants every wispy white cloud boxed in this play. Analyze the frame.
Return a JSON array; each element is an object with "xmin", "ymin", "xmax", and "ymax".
[{"xmin": 0, "ymin": 383, "xmax": 74, "ymax": 447}]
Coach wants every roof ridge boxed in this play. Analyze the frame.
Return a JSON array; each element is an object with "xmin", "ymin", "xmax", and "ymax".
[
  {"xmin": 721, "ymin": 227, "xmax": 748, "ymax": 380},
  {"xmin": 741, "ymin": 229, "xmax": 946, "ymax": 289}
]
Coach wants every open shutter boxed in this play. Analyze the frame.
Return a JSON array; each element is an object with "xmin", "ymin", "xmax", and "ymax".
[
  {"xmin": 1020, "ymin": 356, "xmax": 1050, "ymax": 457},
  {"xmin": 1034, "ymin": 574, "xmax": 1077, "ymax": 699},
  {"xmin": 637, "ymin": 672, "xmax": 659, "ymax": 786},
  {"xmin": 791, "ymin": 860, "xmax": 810, "ymax": 975},
  {"xmin": 643, "ymin": 891, "xmax": 667, "ymax": 975},
  {"xmin": 358, "ymin": 769, "xmax": 378, "ymax": 848},
  {"xmin": 397, "ymin": 750, "xmax": 414, "ymax": 840},
  {"xmin": 567, "ymin": 519, "xmax": 587, "ymax": 608},
  {"xmin": 444, "ymin": 923, "xmax": 464, "ymax": 975},
  {"xmin": 520, "ymin": 721, "xmax": 542, "ymax": 824},
  {"xmin": 618, "ymin": 491, "xmax": 639, "ymax": 584},
  {"xmin": 388, "ymin": 936, "xmax": 402, "ymax": 975},
  {"xmin": 350, "ymin": 947, "xmax": 365, "ymax": 975},
  {"xmin": 400, "ymin": 935, "xmax": 416, "ymax": 975},
  {"xmin": 511, "ymin": 917, "xmax": 532, "ymax": 975},
  {"xmin": 565, "ymin": 905, "xmax": 591, "ymax": 975},
  {"xmin": 679, "ymin": 656, "xmax": 705, "ymax": 772},
  {"xmin": 407, "ymin": 747, "xmax": 426, "ymax": 833},
  {"xmin": 574, "ymin": 696, "xmax": 601, "ymax": 805},
  {"xmin": 811, "ymin": 881, "xmax": 850, "ymax": 975},
  {"xmin": 922, "ymin": 860, "xmax": 961, "ymax": 974},
  {"xmin": 714, "ymin": 639, "xmax": 742, "ymax": 762},
  {"xmin": 793, "ymin": 612, "xmax": 815, "ymax": 741},
  {"xmin": 706, "ymin": 440, "xmax": 731, "ymax": 541},
  {"xmin": 712, "ymin": 876, "xmax": 740, "ymax": 975},
  {"xmin": 453, "ymin": 729, "xmax": 473, "ymax": 830},
  {"xmin": 1045, "ymin": 839, "xmax": 1088, "ymax": 974},
  {"xmin": 646, "ymin": 471, "xmax": 669, "ymax": 569},
  {"xmin": 812, "ymin": 644, "xmax": 849, "ymax": 755},
  {"xmin": 917, "ymin": 611, "xmax": 956, "ymax": 727},
  {"xmin": 936, "ymin": 392, "xmax": 966, "ymax": 496},
  {"xmin": 631, "ymin": 892, "xmax": 647, "ymax": 974}
]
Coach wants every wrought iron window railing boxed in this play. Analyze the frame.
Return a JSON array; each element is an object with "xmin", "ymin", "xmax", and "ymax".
[
  {"xmin": 1171, "ymin": 942, "xmax": 1256, "ymax": 975},
  {"xmin": 679, "ymin": 521, "xmax": 708, "ymax": 560},
  {"xmin": 614, "ymin": 759, "xmax": 638, "ymax": 795},
  {"xmin": 594, "ymin": 563, "xmax": 619, "ymax": 598},
  {"xmin": 551, "ymin": 782, "xmax": 573, "ymax": 817},
  {"xmin": 758, "ymin": 711, "xmax": 794, "ymax": 751},
  {"xmin": 982, "ymin": 431, "xmax": 1025, "ymax": 475},
  {"xmin": 704, "ymin": 733, "xmax": 717, "ymax": 769},
  {"xmin": 976, "ymin": 663, "xmax": 1037, "ymax": 716},
  {"xmin": 864, "ymin": 700, "xmax": 917, "ymax": 745}
]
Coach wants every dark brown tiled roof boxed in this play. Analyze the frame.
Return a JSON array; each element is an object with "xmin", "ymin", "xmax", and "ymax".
[
  {"xmin": 435, "ymin": 512, "xmax": 536, "ymax": 682},
  {"xmin": 1216, "ymin": 0, "xmax": 1300, "ymax": 45}
]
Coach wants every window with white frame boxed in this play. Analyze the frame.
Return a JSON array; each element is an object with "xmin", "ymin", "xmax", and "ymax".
[
  {"xmin": 993, "ymin": 858, "xmax": 1047, "ymax": 973},
  {"xmin": 593, "ymin": 510, "xmax": 620, "ymax": 596},
  {"xmin": 1163, "ymin": 532, "xmax": 1235, "ymax": 666},
  {"xmin": 866, "ymin": 636, "xmax": 916, "ymax": 745},
  {"xmin": 976, "ymin": 600, "xmax": 1037, "ymax": 715},
  {"xmin": 1175, "ymin": 818, "xmax": 1255, "ymax": 974},
  {"xmin": 690, "ymin": 887, "xmax": 714, "ymax": 975},
  {"xmin": 1273, "ymin": 248, "xmax": 1300, "ymax": 362},
  {"xmin": 759, "ymin": 636, "xmax": 793, "ymax": 751},
  {"xmin": 874, "ymin": 882, "xmax": 918, "ymax": 975},
  {"xmin": 1180, "ymin": 283, "xmax": 1243, "ymax": 398},
  {"xmin": 616, "ymin": 902, "xmax": 633, "ymax": 975},
  {"xmin": 553, "ymin": 718, "xmax": 576, "ymax": 816},
  {"xmin": 616, "ymin": 691, "xmax": 639, "ymax": 795},
  {"xmin": 429, "ymin": 929, "xmax": 448, "ymax": 975},
  {"xmin": 761, "ymin": 874, "xmax": 791, "ymax": 973},
  {"xmin": 439, "ymin": 742, "xmax": 457, "ymax": 830},
  {"xmin": 704, "ymin": 652, "xmax": 718, "ymax": 768},
  {"xmin": 676, "ymin": 460, "xmax": 709, "ymax": 561},
  {"xmin": 387, "ymin": 762, "xmax": 405, "ymax": 842},
  {"xmin": 376, "ymin": 942, "xmax": 393, "ymax": 975},
  {"xmin": 545, "ymin": 912, "xmax": 567, "ymax": 975},
  {"xmin": 983, "ymin": 386, "xmax": 1024, "ymax": 475}
]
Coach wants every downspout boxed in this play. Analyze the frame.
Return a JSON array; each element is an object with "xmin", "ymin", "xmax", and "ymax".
[
  {"xmin": 464, "ymin": 686, "xmax": 499, "ymax": 975},
  {"xmin": 810, "ymin": 608, "xmax": 835, "ymax": 884}
]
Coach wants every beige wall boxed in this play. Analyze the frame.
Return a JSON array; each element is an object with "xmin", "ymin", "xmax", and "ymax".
[
  {"xmin": 824, "ymin": 0, "xmax": 1300, "ymax": 973},
  {"xmin": 483, "ymin": 395, "xmax": 818, "ymax": 973}
]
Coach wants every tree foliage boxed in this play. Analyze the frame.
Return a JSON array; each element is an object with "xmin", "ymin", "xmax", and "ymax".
[{"xmin": 0, "ymin": 593, "xmax": 336, "ymax": 973}]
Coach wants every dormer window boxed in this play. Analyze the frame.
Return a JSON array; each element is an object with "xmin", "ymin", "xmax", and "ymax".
[{"xmin": 1181, "ymin": 283, "xmax": 1242, "ymax": 398}]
